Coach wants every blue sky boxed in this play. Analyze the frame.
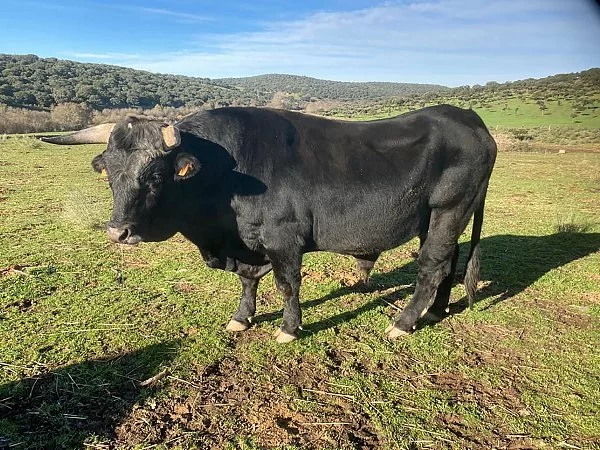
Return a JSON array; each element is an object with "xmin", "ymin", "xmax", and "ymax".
[{"xmin": 1, "ymin": 0, "xmax": 599, "ymax": 86}]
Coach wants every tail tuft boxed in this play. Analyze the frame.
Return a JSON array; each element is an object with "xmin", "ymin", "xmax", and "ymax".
[
  {"xmin": 464, "ymin": 244, "xmax": 480, "ymax": 308},
  {"xmin": 464, "ymin": 203, "xmax": 484, "ymax": 309}
]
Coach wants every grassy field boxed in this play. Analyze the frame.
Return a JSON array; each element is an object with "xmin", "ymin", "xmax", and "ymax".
[
  {"xmin": 345, "ymin": 96, "xmax": 600, "ymax": 143},
  {"xmin": 471, "ymin": 97, "xmax": 600, "ymax": 129},
  {"xmin": 1, "ymin": 137, "xmax": 599, "ymax": 449},
  {"xmin": 344, "ymin": 98, "xmax": 600, "ymax": 151}
]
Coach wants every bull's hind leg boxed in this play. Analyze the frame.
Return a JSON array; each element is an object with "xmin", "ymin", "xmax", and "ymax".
[
  {"xmin": 386, "ymin": 209, "xmax": 463, "ymax": 338},
  {"xmin": 226, "ymin": 262, "xmax": 272, "ymax": 332},
  {"xmin": 428, "ymin": 243, "xmax": 459, "ymax": 318},
  {"xmin": 269, "ymin": 250, "xmax": 303, "ymax": 343},
  {"xmin": 354, "ymin": 253, "xmax": 379, "ymax": 285}
]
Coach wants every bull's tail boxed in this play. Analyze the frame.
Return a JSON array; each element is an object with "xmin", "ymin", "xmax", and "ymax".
[{"xmin": 464, "ymin": 202, "xmax": 484, "ymax": 309}]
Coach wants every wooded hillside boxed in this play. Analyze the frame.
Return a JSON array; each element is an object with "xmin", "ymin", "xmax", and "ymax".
[
  {"xmin": 1, "ymin": 54, "xmax": 598, "ymax": 142},
  {"xmin": 0, "ymin": 54, "xmax": 447, "ymax": 110}
]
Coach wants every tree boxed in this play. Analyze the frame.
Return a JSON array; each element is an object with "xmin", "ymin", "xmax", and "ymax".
[
  {"xmin": 50, "ymin": 103, "xmax": 92, "ymax": 130},
  {"xmin": 268, "ymin": 91, "xmax": 296, "ymax": 109}
]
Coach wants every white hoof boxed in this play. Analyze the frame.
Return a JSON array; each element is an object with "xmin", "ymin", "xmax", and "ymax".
[
  {"xmin": 385, "ymin": 323, "xmax": 410, "ymax": 339},
  {"xmin": 274, "ymin": 329, "xmax": 297, "ymax": 343},
  {"xmin": 225, "ymin": 319, "xmax": 250, "ymax": 332}
]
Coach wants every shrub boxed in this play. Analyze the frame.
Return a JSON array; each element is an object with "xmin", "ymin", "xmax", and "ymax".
[
  {"xmin": 0, "ymin": 105, "xmax": 53, "ymax": 134},
  {"xmin": 50, "ymin": 103, "xmax": 92, "ymax": 131}
]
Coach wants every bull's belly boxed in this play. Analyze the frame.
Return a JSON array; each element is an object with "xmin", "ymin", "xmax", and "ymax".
[
  {"xmin": 235, "ymin": 184, "xmax": 427, "ymax": 257},
  {"xmin": 312, "ymin": 205, "xmax": 422, "ymax": 255}
]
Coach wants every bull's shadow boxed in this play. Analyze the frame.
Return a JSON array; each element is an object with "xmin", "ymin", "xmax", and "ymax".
[
  {"xmin": 0, "ymin": 340, "xmax": 179, "ymax": 449},
  {"xmin": 255, "ymin": 232, "xmax": 600, "ymax": 334}
]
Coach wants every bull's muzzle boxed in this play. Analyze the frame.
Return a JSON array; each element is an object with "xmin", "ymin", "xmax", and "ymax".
[{"xmin": 106, "ymin": 225, "xmax": 141, "ymax": 245}]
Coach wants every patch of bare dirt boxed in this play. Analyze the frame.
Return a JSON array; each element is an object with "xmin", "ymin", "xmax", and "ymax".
[
  {"xmin": 114, "ymin": 355, "xmax": 381, "ymax": 449},
  {"xmin": 6, "ymin": 298, "xmax": 35, "ymax": 312},
  {"xmin": 172, "ymin": 280, "xmax": 198, "ymax": 294},
  {"xmin": 1, "ymin": 264, "xmax": 32, "ymax": 277},
  {"xmin": 115, "ymin": 250, "xmax": 152, "ymax": 269},
  {"xmin": 580, "ymin": 291, "xmax": 600, "ymax": 305},
  {"xmin": 0, "ymin": 186, "xmax": 10, "ymax": 202},
  {"xmin": 537, "ymin": 301, "xmax": 595, "ymax": 328},
  {"xmin": 427, "ymin": 371, "xmax": 537, "ymax": 449},
  {"xmin": 301, "ymin": 266, "xmax": 331, "ymax": 284}
]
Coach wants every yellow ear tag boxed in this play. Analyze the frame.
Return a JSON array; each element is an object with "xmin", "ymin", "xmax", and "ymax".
[
  {"xmin": 178, "ymin": 163, "xmax": 193, "ymax": 177},
  {"xmin": 100, "ymin": 169, "xmax": 108, "ymax": 177}
]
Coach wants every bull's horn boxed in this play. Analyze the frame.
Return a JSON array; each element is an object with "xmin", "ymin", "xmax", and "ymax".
[
  {"xmin": 40, "ymin": 123, "xmax": 116, "ymax": 145},
  {"xmin": 161, "ymin": 124, "xmax": 181, "ymax": 151}
]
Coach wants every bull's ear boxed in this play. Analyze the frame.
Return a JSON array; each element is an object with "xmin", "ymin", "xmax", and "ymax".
[
  {"xmin": 174, "ymin": 152, "xmax": 201, "ymax": 180},
  {"xmin": 91, "ymin": 154, "xmax": 106, "ymax": 174},
  {"xmin": 161, "ymin": 124, "xmax": 181, "ymax": 150}
]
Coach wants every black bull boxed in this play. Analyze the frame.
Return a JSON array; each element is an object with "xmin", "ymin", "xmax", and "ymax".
[{"xmin": 42, "ymin": 105, "xmax": 497, "ymax": 342}]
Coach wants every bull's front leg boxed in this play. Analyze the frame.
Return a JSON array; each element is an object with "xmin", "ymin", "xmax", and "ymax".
[{"xmin": 226, "ymin": 262, "xmax": 272, "ymax": 332}]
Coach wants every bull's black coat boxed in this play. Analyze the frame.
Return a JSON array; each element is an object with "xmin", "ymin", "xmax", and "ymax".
[{"xmin": 46, "ymin": 105, "xmax": 497, "ymax": 340}]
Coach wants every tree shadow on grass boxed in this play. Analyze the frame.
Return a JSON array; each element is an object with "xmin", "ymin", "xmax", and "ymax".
[
  {"xmin": 0, "ymin": 340, "xmax": 180, "ymax": 449},
  {"xmin": 254, "ymin": 233, "xmax": 600, "ymax": 335}
]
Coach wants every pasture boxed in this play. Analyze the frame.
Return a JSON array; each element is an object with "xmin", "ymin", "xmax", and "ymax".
[
  {"xmin": 348, "ymin": 96, "xmax": 600, "ymax": 147},
  {"xmin": 0, "ymin": 137, "xmax": 599, "ymax": 449}
]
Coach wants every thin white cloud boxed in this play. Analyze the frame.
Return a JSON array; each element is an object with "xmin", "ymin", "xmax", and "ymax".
[
  {"xmin": 80, "ymin": 0, "xmax": 600, "ymax": 85},
  {"xmin": 136, "ymin": 7, "xmax": 213, "ymax": 23},
  {"xmin": 107, "ymin": 4, "xmax": 213, "ymax": 23},
  {"xmin": 69, "ymin": 52, "xmax": 142, "ymax": 60}
]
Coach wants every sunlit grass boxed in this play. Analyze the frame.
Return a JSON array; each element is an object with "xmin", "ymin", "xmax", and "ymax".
[{"xmin": 0, "ymin": 139, "xmax": 599, "ymax": 448}]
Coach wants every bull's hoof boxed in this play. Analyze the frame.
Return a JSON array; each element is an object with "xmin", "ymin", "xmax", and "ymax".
[
  {"xmin": 385, "ymin": 323, "xmax": 410, "ymax": 340},
  {"xmin": 352, "ymin": 280, "xmax": 371, "ymax": 292},
  {"xmin": 274, "ymin": 328, "xmax": 297, "ymax": 343},
  {"xmin": 225, "ymin": 319, "xmax": 250, "ymax": 332}
]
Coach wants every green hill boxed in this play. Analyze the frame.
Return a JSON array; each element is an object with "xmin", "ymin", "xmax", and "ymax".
[
  {"xmin": 328, "ymin": 69, "xmax": 600, "ymax": 131},
  {"xmin": 0, "ymin": 54, "xmax": 239, "ymax": 110},
  {"xmin": 1, "ymin": 54, "xmax": 599, "ymax": 142},
  {"xmin": 219, "ymin": 74, "xmax": 449, "ymax": 101},
  {"xmin": 0, "ymin": 54, "xmax": 448, "ymax": 110}
]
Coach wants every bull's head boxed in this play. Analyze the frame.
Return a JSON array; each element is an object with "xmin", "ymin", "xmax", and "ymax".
[{"xmin": 42, "ymin": 116, "xmax": 208, "ymax": 245}]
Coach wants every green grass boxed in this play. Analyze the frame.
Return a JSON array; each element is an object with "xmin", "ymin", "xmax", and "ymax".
[
  {"xmin": 468, "ymin": 97, "xmax": 600, "ymax": 129},
  {"xmin": 1, "ymin": 140, "xmax": 599, "ymax": 449},
  {"xmin": 348, "ymin": 98, "xmax": 600, "ymax": 149},
  {"xmin": 341, "ymin": 96, "xmax": 600, "ymax": 144}
]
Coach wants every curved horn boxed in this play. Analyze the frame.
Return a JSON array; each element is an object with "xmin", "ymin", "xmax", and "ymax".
[
  {"xmin": 40, "ymin": 123, "xmax": 116, "ymax": 145},
  {"xmin": 161, "ymin": 124, "xmax": 181, "ymax": 151}
]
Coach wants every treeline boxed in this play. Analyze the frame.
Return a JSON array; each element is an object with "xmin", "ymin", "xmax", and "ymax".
[
  {"xmin": 220, "ymin": 74, "xmax": 449, "ymax": 101},
  {"xmin": 0, "ymin": 54, "xmax": 257, "ymax": 110},
  {"xmin": 0, "ymin": 54, "xmax": 447, "ymax": 110},
  {"xmin": 1, "ymin": 53, "xmax": 599, "ymax": 135},
  {"xmin": 326, "ymin": 68, "xmax": 600, "ymax": 119},
  {"xmin": 1, "ymin": 54, "xmax": 598, "ymax": 114}
]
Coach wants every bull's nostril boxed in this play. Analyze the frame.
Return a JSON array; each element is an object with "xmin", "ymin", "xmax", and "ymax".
[
  {"xmin": 118, "ymin": 228, "xmax": 131, "ymax": 242},
  {"xmin": 107, "ymin": 226, "xmax": 133, "ymax": 243}
]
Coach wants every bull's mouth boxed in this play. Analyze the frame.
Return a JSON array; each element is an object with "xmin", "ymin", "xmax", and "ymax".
[{"xmin": 119, "ymin": 235, "xmax": 143, "ymax": 245}]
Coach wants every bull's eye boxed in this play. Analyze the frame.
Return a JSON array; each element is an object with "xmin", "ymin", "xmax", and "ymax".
[{"xmin": 147, "ymin": 174, "xmax": 163, "ymax": 190}]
